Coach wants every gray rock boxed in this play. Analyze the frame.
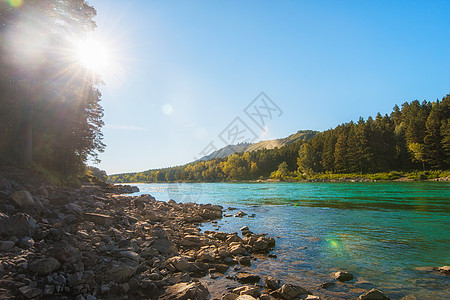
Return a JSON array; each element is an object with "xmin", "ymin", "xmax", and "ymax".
[
  {"xmin": 335, "ymin": 271, "xmax": 354, "ymax": 282},
  {"xmin": 29, "ymin": 257, "xmax": 61, "ymax": 274},
  {"xmin": 0, "ymin": 212, "xmax": 37, "ymax": 237},
  {"xmin": 17, "ymin": 236, "xmax": 34, "ymax": 249},
  {"xmin": 235, "ymin": 296, "xmax": 257, "ymax": 300},
  {"xmin": 106, "ymin": 262, "xmax": 137, "ymax": 283},
  {"xmin": 153, "ymin": 237, "xmax": 177, "ymax": 254},
  {"xmin": 182, "ymin": 235, "xmax": 202, "ymax": 247},
  {"xmin": 238, "ymin": 256, "xmax": 251, "ymax": 266},
  {"xmin": 264, "ymin": 276, "xmax": 280, "ymax": 290},
  {"xmin": 235, "ymin": 211, "xmax": 247, "ymax": 217},
  {"xmin": 0, "ymin": 240, "xmax": 15, "ymax": 252},
  {"xmin": 358, "ymin": 289, "xmax": 390, "ymax": 300},
  {"xmin": 229, "ymin": 244, "xmax": 247, "ymax": 256},
  {"xmin": 240, "ymin": 226, "xmax": 249, "ymax": 231},
  {"xmin": 160, "ymin": 281, "xmax": 209, "ymax": 300},
  {"xmin": 240, "ymin": 286, "xmax": 261, "ymax": 298},
  {"xmin": 259, "ymin": 294, "xmax": 276, "ymax": 300},
  {"xmin": 276, "ymin": 283, "xmax": 310, "ymax": 300},
  {"xmin": 19, "ymin": 286, "xmax": 42, "ymax": 299},
  {"xmin": 10, "ymin": 190, "xmax": 35, "ymax": 207}
]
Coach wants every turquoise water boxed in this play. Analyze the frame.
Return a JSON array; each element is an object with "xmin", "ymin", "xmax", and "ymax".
[{"xmin": 129, "ymin": 182, "xmax": 450, "ymax": 299}]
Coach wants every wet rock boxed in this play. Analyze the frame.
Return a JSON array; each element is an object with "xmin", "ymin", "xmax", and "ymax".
[
  {"xmin": 84, "ymin": 212, "xmax": 114, "ymax": 226},
  {"xmin": 0, "ymin": 240, "xmax": 15, "ymax": 252},
  {"xmin": 335, "ymin": 271, "xmax": 354, "ymax": 282},
  {"xmin": 196, "ymin": 249, "xmax": 216, "ymax": 262},
  {"xmin": 358, "ymin": 288, "xmax": 390, "ymax": 300},
  {"xmin": 238, "ymin": 256, "xmax": 251, "ymax": 266},
  {"xmin": 264, "ymin": 276, "xmax": 280, "ymax": 290},
  {"xmin": 234, "ymin": 211, "xmax": 247, "ymax": 218},
  {"xmin": 160, "ymin": 281, "xmax": 209, "ymax": 300},
  {"xmin": 167, "ymin": 256, "xmax": 191, "ymax": 272},
  {"xmin": 10, "ymin": 190, "xmax": 35, "ymax": 208},
  {"xmin": 275, "ymin": 283, "xmax": 310, "ymax": 300},
  {"xmin": 320, "ymin": 282, "xmax": 335, "ymax": 289},
  {"xmin": 29, "ymin": 257, "xmax": 61, "ymax": 274},
  {"xmin": 229, "ymin": 243, "xmax": 247, "ymax": 256},
  {"xmin": 305, "ymin": 296, "xmax": 320, "ymax": 300},
  {"xmin": 240, "ymin": 286, "xmax": 261, "ymax": 298},
  {"xmin": 183, "ymin": 235, "xmax": 203, "ymax": 248},
  {"xmin": 240, "ymin": 226, "xmax": 249, "ymax": 231},
  {"xmin": 259, "ymin": 294, "xmax": 276, "ymax": 300},
  {"xmin": 237, "ymin": 272, "xmax": 261, "ymax": 284},
  {"xmin": 437, "ymin": 266, "xmax": 450, "ymax": 275}
]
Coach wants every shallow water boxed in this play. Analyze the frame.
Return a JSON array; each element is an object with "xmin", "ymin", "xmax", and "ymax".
[{"xmin": 129, "ymin": 182, "xmax": 450, "ymax": 299}]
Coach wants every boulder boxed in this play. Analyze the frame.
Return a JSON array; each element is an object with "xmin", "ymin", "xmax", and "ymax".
[
  {"xmin": 153, "ymin": 237, "xmax": 177, "ymax": 254},
  {"xmin": 236, "ymin": 272, "xmax": 261, "ymax": 284},
  {"xmin": 335, "ymin": 271, "xmax": 354, "ymax": 282},
  {"xmin": 182, "ymin": 235, "xmax": 203, "ymax": 248},
  {"xmin": 19, "ymin": 286, "xmax": 42, "ymax": 299},
  {"xmin": 160, "ymin": 282, "xmax": 209, "ymax": 300},
  {"xmin": 358, "ymin": 289, "xmax": 390, "ymax": 300},
  {"xmin": 10, "ymin": 190, "xmax": 35, "ymax": 207},
  {"xmin": 275, "ymin": 283, "xmax": 310, "ymax": 300},
  {"xmin": 240, "ymin": 286, "xmax": 261, "ymax": 298},
  {"xmin": 50, "ymin": 240, "xmax": 82, "ymax": 264},
  {"xmin": 0, "ymin": 240, "xmax": 15, "ymax": 252},
  {"xmin": 238, "ymin": 256, "xmax": 251, "ymax": 266},
  {"xmin": 264, "ymin": 276, "xmax": 280, "ymax": 290},
  {"xmin": 0, "ymin": 212, "xmax": 37, "ymax": 237},
  {"xmin": 167, "ymin": 256, "xmax": 191, "ymax": 272},
  {"xmin": 29, "ymin": 257, "xmax": 61, "ymax": 275}
]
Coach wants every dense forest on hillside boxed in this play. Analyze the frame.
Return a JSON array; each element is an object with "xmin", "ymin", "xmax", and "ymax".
[
  {"xmin": 109, "ymin": 95, "xmax": 450, "ymax": 183},
  {"xmin": 0, "ymin": 1, "xmax": 104, "ymax": 177}
]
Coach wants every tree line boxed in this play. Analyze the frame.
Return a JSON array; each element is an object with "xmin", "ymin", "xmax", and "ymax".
[
  {"xmin": 109, "ymin": 95, "xmax": 449, "ymax": 183},
  {"xmin": 0, "ymin": 0, "xmax": 104, "ymax": 176}
]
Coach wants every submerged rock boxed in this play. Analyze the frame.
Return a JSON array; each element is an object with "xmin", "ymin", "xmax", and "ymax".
[{"xmin": 335, "ymin": 270, "xmax": 354, "ymax": 282}]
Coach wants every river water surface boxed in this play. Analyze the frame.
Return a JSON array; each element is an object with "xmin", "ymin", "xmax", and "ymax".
[{"xmin": 129, "ymin": 182, "xmax": 449, "ymax": 299}]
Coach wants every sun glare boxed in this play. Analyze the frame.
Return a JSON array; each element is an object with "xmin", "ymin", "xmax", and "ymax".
[{"xmin": 76, "ymin": 38, "xmax": 110, "ymax": 74}]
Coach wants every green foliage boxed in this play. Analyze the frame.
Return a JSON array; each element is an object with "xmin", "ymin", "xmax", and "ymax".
[{"xmin": 0, "ymin": 1, "xmax": 104, "ymax": 176}]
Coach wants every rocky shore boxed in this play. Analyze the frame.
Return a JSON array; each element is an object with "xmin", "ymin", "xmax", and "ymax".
[{"xmin": 0, "ymin": 169, "xmax": 405, "ymax": 300}]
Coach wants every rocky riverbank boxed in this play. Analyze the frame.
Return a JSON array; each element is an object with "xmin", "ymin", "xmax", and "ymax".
[{"xmin": 0, "ymin": 169, "xmax": 397, "ymax": 300}]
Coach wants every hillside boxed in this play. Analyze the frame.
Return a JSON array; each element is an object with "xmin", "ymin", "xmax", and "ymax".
[{"xmin": 199, "ymin": 130, "xmax": 318, "ymax": 161}]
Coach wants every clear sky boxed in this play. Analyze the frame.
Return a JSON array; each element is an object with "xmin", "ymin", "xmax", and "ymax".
[{"xmin": 87, "ymin": 0, "xmax": 450, "ymax": 175}]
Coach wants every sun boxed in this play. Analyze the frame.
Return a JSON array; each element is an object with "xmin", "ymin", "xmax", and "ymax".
[{"xmin": 75, "ymin": 37, "xmax": 110, "ymax": 74}]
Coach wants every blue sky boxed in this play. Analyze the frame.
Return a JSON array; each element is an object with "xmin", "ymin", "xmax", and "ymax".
[{"xmin": 88, "ymin": 0, "xmax": 450, "ymax": 174}]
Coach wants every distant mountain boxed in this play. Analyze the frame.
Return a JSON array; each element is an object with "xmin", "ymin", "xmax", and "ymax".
[{"xmin": 198, "ymin": 130, "xmax": 318, "ymax": 161}]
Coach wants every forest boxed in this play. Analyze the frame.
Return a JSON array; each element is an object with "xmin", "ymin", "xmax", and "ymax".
[
  {"xmin": 109, "ymin": 95, "xmax": 450, "ymax": 183},
  {"xmin": 0, "ymin": 1, "xmax": 105, "ymax": 178}
]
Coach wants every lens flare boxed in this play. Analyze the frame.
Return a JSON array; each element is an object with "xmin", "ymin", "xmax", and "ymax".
[{"xmin": 8, "ymin": 0, "xmax": 23, "ymax": 7}]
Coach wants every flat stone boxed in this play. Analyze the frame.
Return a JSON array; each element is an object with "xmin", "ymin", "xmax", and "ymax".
[
  {"xmin": 84, "ymin": 213, "xmax": 114, "ymax": 226},
  {"xmin": 237, "ymin": 272, "xmax": 261, "ymax": 284}
]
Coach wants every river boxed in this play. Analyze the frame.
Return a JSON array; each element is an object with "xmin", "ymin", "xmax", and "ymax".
[{"xmin": 128, "ymin": 182, "xmax": 450, "ymax": 299}]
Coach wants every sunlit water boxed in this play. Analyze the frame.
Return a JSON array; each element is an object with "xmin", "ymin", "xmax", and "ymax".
[{"xmin": 128, "ymin": 182, "xmax": 450, "ymax": 299}]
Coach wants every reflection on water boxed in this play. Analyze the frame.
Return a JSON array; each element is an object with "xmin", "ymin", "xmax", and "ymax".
[{"xmin": 130, "ymin": 182, "xmax": 450, "ymax": 299}]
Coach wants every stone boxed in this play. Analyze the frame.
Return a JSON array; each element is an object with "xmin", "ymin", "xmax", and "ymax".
[
  {"xmin": 116, "ymin": 250, "xmax": 140, "ymax": 262},
  {"xmin": 197, "ymin": 249, "xmax": 216, "ymax": 262},
  {"xmin": 221, "ymin": 292, "xmax": 239, "ymax": 300},
  {"xmin": 240, "ymin": 286, "xmax": 261, "ymax": 298},
  {"xmin": 358, "ymin": 289, "xmax": 390, "ymax": 300},
  {"xmin": 160, "ymin": 282, "xmax": 209, "ymax": 300},
  {"xmin": 0, "ymin": 212, "xmax": 37, "ymax": 237},
  {"xmin": 306, "ymin": 296, "xmax": 320, "ymax": 300},
  {"xmin": 235, "ymin": 211, "xmax": 247, "ymax": 217},
  {"xmin": 17, "ymin": 236, "xmax": 34, "ymax": 249},
  {"xmin": 236, "ymin": 272, "xmax": 261, "ymax": 284},
  {"xmin": 253, "ymin": 237, "xmax": 269, "ymax": 251},
  {"xmin": 182, "ymin": 235, "xmax": 202, "ymax": 247},
  {"xmin": 29, "ymin": 257, "xmax": 61, "ymax": 275},
  {"xmin": 320, "ymin": 282, "xmax": 335, "ymax": 289},
  {"xmin": 259, "ymin": 294, "xmax": 276, "ymax": 300},
  {"xmin": 238, "ymin": 256, "xmax": 251, "ymax": 266},
  {"xmin": 229, "ymin": 244, "xmax": 247, "ymax": 256},
  {"xmin": 84, "ymin": 212, "xmax": 114, "ymax": 226},
  {"xmin": 19, "ymin": 286, "xmax": 42, "ymax": 299},
  {"xmin": 167, "ymin": 256, "xmax": 191, "ymax": 272},
  {"xmin": 240, "ymin": 226, "xmax": 249, "ymax": 231},
  {"xmin": 276, "ymin": 284, "xmax": 310, "ymax": 300},
  {"xmin": 264, "ymin": 276, "xmax": 280, "ymax": 290},
  {"xmin": 153, "ymin": 237, "xmax": 177, "ymax": 254},
  {"xmin": 0, "ymin": 240, "xmax": 15, "ymax": 252},
  {"xmin": 65, "ymin": 203, "xmax": 84, "ymax": 214},
  {"xmin": 107, "ymin": 262, "xmax": 137, "ymax": 283},
  {"xmin": 10, "ymin": 190, "xmax": 35, "ymax": 207},
  {"xmin": 335, "ymin": 271, "xmax": 354, "ymax": 282},
  {"xmin": 50, "ymin": 240, "xmax": 82, "ymax": 264},
  {"xmin": 43, "ymin": 285, "xmax": 55, "ymax": 296},
  {"xmin": 235, "ymin": 296, "xmax": 257, "ymax": 300}
]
